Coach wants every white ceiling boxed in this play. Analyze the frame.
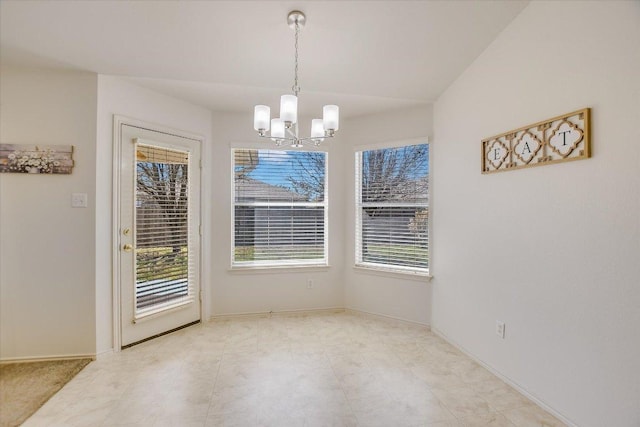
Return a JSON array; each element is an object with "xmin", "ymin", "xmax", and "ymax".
[{"xmin": 0, "ymin": 1, "xmax": 528, "ymax": 118}]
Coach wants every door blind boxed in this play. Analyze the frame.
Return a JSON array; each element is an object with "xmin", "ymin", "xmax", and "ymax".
[
  {"xmin": 135, "ymin": 144, "xmax": 195, "ymax": 316},
  {"xmin": 233, "ymin": 149, "xmax": 327, "ymax": 267}
]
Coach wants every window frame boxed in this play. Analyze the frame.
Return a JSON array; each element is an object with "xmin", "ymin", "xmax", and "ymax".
[
  {"xmin": 231, "ymin": 146, "xmax": 329, "ymax": 270},
  {"xmin": 354, "ymin": 138, "xmax": 430, "ymax": 277}
]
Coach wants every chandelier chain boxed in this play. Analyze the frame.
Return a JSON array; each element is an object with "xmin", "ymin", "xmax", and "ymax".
[{"xmin": 292, "ymin": 21, "xmax": 300, "ymax": 96}]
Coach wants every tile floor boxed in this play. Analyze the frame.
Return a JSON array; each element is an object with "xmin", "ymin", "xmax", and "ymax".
[{"xmin": 23, "ymin": 311, "xmax": 566, "ymax": 427}]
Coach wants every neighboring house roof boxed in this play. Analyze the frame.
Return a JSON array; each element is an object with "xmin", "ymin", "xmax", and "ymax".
[{"xmin": 235, "ymin": 177, "xmax": 308, "ymax": 202}]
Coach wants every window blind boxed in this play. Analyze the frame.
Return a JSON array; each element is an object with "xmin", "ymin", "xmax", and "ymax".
[
  {"xmin": 233, "ymin": 149, "xmax": 327, "ymax": 267},
  {"xmin": 355, "ymin": 144, "xmax": 429, "ymax": 273},
  {"xmin": 135, "ymin": 144, "xmax": 195, "ymax": 315}
]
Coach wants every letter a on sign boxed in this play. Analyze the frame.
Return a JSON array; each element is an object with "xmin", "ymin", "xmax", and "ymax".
[{"xmin": 513, "ymin": 131, "xmax": 541, "ymax": 165}]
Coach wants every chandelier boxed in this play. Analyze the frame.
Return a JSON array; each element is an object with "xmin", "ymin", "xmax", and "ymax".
[{"xmin": 253, "ymin": 11, "xmax": 339, "ymax": 148}]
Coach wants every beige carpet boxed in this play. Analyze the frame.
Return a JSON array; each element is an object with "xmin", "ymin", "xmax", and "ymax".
[{"xmin": 0, "ymin": 359, "xmax": 91, "ymax": 427}]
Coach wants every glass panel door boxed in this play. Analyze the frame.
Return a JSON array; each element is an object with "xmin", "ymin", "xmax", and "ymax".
[
  {"xmin": 119, "ymin": 123, "xmax": 201, "ymax": 347},
  {"xmin": 135, "ymin": 145, "xmax": 193, "ymax": 316}
]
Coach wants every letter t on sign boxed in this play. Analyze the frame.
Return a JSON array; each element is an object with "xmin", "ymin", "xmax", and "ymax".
[{"xmin": 558, "ymin": 130, "xmax": 571, "ymax": 146}]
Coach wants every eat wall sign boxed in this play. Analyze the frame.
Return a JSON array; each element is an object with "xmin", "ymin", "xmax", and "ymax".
[{"xmin": 481, "ymin": 108, "xmax": 591, "ymax": 174}]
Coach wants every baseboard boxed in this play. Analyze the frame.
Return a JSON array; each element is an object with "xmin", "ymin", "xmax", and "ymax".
[
  {"xmin": 95, "ymin": 348, "xmax": 114, "ymax": 360},
  {"xmin": 346, "ymin": 308, "xmax": 431, "ymax": 329},
  {"xmin": 431, "ymin": 326, "xmax": 577, "ymax": 427},
  {"xmin": 208, "ymin": 307, "xmax": 431, "ymax": 330},
  {"xmin": 209, "ymin": 306, "xmax": 345, "ymax": 321},
  {"xmin": 0, "ymin": 353, "xmax": 95, "ymax": 364}
]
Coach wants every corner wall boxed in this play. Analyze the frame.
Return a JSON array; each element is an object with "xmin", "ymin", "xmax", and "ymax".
[
  {"xmin": 431, "ymin": 2, "xmax": 640, "ymax": 425},
  {"xmin": 0, "ymin": 67, "xmax": 97, "ymax": 359},
  {"xmin": 342, "ymin": 106, "xmax": 433, "ymax": 325},
  {"xmin": 207, "ymin": 112, "xmax": 346, "ymax": 316}
]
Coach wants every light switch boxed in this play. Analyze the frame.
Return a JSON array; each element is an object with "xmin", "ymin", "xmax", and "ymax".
[{"xmin": 71, "ymin": 193, "xmax": 88, "ymax": 208}]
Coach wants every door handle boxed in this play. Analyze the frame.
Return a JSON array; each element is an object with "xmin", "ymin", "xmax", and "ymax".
[{"xmin": 122, "ymin": 244, "xmax": 133, "ymax": 252}]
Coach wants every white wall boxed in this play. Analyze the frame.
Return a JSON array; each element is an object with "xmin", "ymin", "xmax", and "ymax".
[
  {"xmin": 0, "ymin": 67, "xmax": 97, "ymax": 360},
  {"xmin": 208, "ymin": 112, "xmax": 346, "ymax": 316},
  {"xmin": 431, "ymin": 2, "xmax": 640, "ymax": 426},
  {"xmin": 342, "ymin": 106, "xmax": 433, "ymax": 325},
  {"xmin": 95, "ymin": 76, "xmax": 212, "ymax": 354}
]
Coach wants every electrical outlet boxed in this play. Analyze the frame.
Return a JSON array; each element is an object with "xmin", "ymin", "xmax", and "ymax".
[
  {"xmin": 307, "ymin": 279, "xmax": 313, "ymax": 289},
  {"xmin": 496, "ymin": 321, "xmax": 505, "ymax": 339}
]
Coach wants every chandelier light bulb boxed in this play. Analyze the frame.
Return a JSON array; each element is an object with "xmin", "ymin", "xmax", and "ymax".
[
  {"xmin": 323, "ymin": 105, "xmax": 339, "ymax": 132},
  {"xmin": 280, "ymin": 95, "xmax": 298, "ymax": 125},
  {"xmin": 311, "ymin": 119, "xmax": 325, "ymax": 139},
  {"xmin": 254, "ymin": 105, "xmax": 270, "ymax": 132},
  {"xmin": 271, "ymin": 118, "xmax": 285, "ymax": 140}
]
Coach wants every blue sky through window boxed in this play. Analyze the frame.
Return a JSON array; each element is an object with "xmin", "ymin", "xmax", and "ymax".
[
  {"xmin": 246, "ymin": 150, "xmax": 324, "ymax": 189},
  {"xmin": 362, "ymin": 144, "xmax": 429, "ymax": 179},
  {"xmin": 237, "ymin": 145, "xmax": 428, "ymax": 195}
]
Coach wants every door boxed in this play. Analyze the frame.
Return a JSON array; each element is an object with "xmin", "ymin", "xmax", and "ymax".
[{"xmin": 118, "ymin": 123, "xmax": 201, "ymax": 347}]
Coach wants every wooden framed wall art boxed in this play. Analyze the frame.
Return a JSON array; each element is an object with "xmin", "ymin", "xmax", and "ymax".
[
  {"xmin": 481, "ymin": 108, "xmax": 590, "ymax": 174},
  {"xmin": 0, "ymin": 144, "xmax": 74, "ymax": 174}
]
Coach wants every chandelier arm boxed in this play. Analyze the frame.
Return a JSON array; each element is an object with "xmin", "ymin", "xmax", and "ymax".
[
  {"xmin": 255, "ymin": 132, "xmax": 332, "ymax": 148},
  {"xmin": 294, "ymin": 134, "xmax": 335, "ymax": 145},
  {"xmin": 285, "ymin": 125, "xmax": 298, "ymax": 140},
  {"xmin": 253, "ymin": 132, "xmax": 334, "ymax": 144},
  {"xmin": 255, "ymin": 133, "xmax": 298, "ymax": 143}
]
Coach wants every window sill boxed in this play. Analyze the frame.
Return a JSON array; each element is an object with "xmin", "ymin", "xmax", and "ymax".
[
  {"xmin": 229, "ymin": 264, "xmax": 331, "ymax": 274},
  {"xmin": 353, "ymin": 265, "xmax": 432, "ymax": 282}
]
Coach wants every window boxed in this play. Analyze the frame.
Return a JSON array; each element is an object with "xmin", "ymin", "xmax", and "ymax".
[
  {"xmin": 135, "ymin": 144, "xmax": 193, "ymax": 313},
  {"xmin": 355, "ymin": 143, "xmax": 429, "ymax": 274},
  {"xmin": 232, "ymin": 149, "xmax": 327, "ymax": 268}
]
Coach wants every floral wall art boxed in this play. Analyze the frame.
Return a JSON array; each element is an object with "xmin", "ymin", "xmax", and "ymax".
[{"xmin": 0, "ymin": 144, "xmax": 74, "ymax": 174}]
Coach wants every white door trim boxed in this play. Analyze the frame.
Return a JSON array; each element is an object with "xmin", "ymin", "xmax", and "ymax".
[{"xmin": 112, "ymin": 115, "xmax": 204, "ymax": 351}]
